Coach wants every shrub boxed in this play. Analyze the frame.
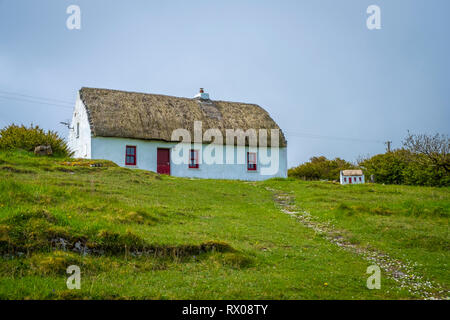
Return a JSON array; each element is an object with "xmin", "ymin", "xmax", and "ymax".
[
  {"xmin": 0, "ymin": 124, "xmax": 71, "ymax": 157},
  {"xmin": 289, "ymin": 156, "xmax": 356, "ymax": 181},
  {"xmin": 358, "ymin": 150, "xmax": 409, "ymax": 185},
  {"xmin": 359, "ymin": 149, "xmax": 449, "ymax": 187}
]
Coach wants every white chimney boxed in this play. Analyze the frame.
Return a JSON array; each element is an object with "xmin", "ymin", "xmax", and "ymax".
[{"xmin": 194, "ymin": 88, "xmax": 210, "ymax": 100}]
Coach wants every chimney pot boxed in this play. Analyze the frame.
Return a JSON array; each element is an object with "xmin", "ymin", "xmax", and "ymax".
[{"xmin": 194, "ymin": 88, "xmax": 209, "ymax": 100}]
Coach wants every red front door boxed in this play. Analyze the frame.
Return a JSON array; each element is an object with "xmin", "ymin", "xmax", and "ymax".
[
  {"xmin": 157, "ymin": 148, "xmax": 170, "ymax": 175},
  {"xmin": 349, "ymin": 177, "xmax": 352, "ymax": 184}
]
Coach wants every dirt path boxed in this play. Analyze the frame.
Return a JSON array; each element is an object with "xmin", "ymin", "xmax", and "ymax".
[{"xmin": 265, "ymin": 186, "xmax": 447, "ymax": 300}]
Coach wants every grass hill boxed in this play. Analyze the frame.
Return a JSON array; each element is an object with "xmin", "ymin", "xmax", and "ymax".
[{"xmin": 0, "ymin": 150, "xmax": 448, "ymax": 299}]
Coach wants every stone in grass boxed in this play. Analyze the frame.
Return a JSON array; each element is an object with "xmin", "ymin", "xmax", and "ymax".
[{"xmin": 34, "ymin": 145, "xmax": 53, "ymax": 156}]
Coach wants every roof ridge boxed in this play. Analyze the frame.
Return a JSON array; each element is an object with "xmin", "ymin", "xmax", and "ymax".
[{"xmin": 80, "ymin": 87, "xmax": 259, "ymax": 106}]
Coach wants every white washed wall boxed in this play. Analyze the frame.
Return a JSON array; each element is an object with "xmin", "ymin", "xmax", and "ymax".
[
  {"xmin": 67, "ymin": 95, "xmax": 91, "ymax": 158},
  {"xmin": 91, "ymin": 137, "xmax": 287, "ymax": 181},
  {"xmin": 340, "ymin": 174, "xmax": 365, "ymax": 185}
]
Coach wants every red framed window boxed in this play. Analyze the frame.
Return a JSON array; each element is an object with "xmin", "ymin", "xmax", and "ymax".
[
  {"xmin": 125, "ymin": 146, "xmax": 136, "ymax": 165},
  {"xmin": 359, "ymin": 177, "xmax": 362, "ymax": 182},
  {"xmin": 189, "ymin": 149, "xmax": 199, "ymax": 168},
  {"xmin": 344, "ymin": 177, "xmax": 347, "ymax": 182},
  {"xmin": 247, "ymin": 152, "xmax": 257, "ymax": 171}
]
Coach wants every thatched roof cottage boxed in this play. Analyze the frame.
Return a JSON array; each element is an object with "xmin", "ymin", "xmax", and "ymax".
[
  {"xmin": 68, "ymin": 88, "xmax": 287, "ymax": 180},
  {"xmin": 340, "ymin": 169, "xmax": 365, "ymax": 185}
]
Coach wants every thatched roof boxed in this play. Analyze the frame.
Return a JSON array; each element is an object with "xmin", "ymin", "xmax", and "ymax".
[
  {"xmin": 79, "ymin": 88, "xmax": 286, "ymax": 147},
  {"xmin": 341, "ymin": 170, "xmax": 363, "ymax": 176}
]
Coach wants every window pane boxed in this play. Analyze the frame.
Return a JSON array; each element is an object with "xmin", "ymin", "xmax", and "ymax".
[{"xmin": 126, "ymin": 147, "xmax": 135, "ymax": 155}]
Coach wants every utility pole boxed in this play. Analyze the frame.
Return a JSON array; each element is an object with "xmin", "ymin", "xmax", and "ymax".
[{"xmin": 385, "ymin": 141, "xmax": 392, "ymax": 153}]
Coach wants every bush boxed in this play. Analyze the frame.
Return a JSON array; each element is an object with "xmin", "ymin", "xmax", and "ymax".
[
  {"xmin": 358, "ymin": 150, "xmax": 408, "ymax": 185},
  {"xmin": 359, "ymin": 149, "xmax": 449, "ymax": 187},
  {"xmin": 0, "ymin": 124, "xmax": 71, "ymax": 157},
  {"xmin": 289, "ymin": 156, "xmax": 356, "ymax": 181}
]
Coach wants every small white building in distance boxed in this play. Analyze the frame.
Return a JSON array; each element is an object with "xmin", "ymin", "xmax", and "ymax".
[{"xmin": 340, "ymin": 170, "xmax": 365, "ymax": 185}]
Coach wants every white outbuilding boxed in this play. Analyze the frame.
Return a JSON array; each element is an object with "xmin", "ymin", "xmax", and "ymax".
[
  {"xmin": 67, "ymin": 87, "xmax": 288, "ymax": 181},
  {"xmin": 340, "ymin": 170, "xmax": 365, "ymax": 185}
]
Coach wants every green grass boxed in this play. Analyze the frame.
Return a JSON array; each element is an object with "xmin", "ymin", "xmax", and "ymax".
[
  {"xmin": 0, "ymin": 150, "xmax": 448, "ymax": 299},
  {"xmin": 263, "ymin": 179, "xmax": 450, "ymax": 293}
]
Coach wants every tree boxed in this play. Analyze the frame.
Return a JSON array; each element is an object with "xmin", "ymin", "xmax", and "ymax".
[
  {"xmin": 358, "ymin": 150, "xmax": 409, "ymax": 184},
  {"xmin": 403, "ymin": 132, "xmax": 449, "ymax": 174},
  {"xmin": 357, "ymin": 132, "xmax": 450, "ymax": 187}
]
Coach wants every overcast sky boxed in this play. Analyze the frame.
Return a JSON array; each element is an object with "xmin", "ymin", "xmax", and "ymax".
[{"xmin": 0, "ymin": 0, "xmax": 449, "ymax": 167}]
